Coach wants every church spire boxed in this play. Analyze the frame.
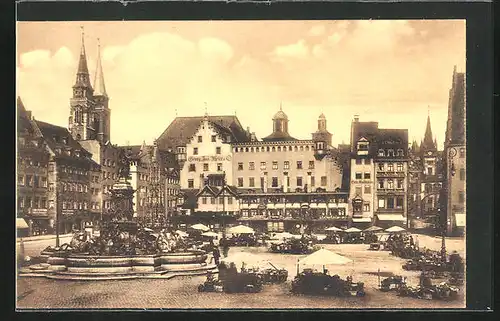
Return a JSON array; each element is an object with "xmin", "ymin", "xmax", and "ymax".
[
  {"xmin": 93, "ymin": 38, "xmax": 107, "ymax": 97},
  {"xmin": 74, "ymin": 26, "xmax": 92, "ymax": 90},
  {"xmin": 422, "ymin": 109, "xmax": 436, "ymax": 151}
]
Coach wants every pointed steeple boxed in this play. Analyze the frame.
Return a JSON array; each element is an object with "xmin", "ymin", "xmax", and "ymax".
[
  {"xmin": 422, "ymin": 109, "xmax": 436, "ymax": 151},
  {"xmin": 74, "ymin": 26, "xmax": 92, "ymax": 90},
  {"xmin": 93, "ymin": 38, "xmax": 107, "ymax": 97}
]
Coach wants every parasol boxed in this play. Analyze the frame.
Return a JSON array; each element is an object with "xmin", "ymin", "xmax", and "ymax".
[
  {"xmin": 201, "ymin": 231, "xmax": 219, "ymax": 238},
  {"xmin": 364, "ymin": 226, "xmax": 383, "ymax": 233},
  {"xmin": 385, "ymin": 226, "xmax": 406, "ymax": 233},
  {"xmin": 227, "ymin": 225, "xmax": 255, "ymax": 234},
  {"xmin": 325, "ymin": 226, "xmax": 342, "ymax": 232},
  {"xmin": 272, "ymin": 232, "xmax": 293, "ymax": 240},
  {"xmin": 221, "ymin": 252, "xmax": 266, "ymax": 268},
  {"xmin": 190, "ymin": 224, "xmax": 210, "ymax": 232},
  {"xmin": 344, "ymin": 227, "xmax": 362, "ymax": 233},
  {"xmin": 299, "ymin": 249, "xmax": 353, "ymax": 266}
]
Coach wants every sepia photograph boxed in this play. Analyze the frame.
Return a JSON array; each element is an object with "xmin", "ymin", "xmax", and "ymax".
[{"xmin": 16, "ymin": 19, "xmax": 467, "ymax": 309}]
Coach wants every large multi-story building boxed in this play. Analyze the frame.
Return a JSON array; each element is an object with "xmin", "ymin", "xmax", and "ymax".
[
  {"xmin": 17, "ymin": 98, "xmax": 51, "ymax": 236},
  {"xmin": 348, "ymin": 116, "xmax": 409, "ymax": 228},
  {"xmin": 443, "ymin": 66, "xmax": 466, "ymax": 235},
  {"xmin": 157, "ymin": 106, "xmax": 348, "ymax": 233}
]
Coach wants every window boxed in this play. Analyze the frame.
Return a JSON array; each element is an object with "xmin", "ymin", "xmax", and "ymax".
[
  {"xmin": 459, "ymin": 148, "xmax": 465, "ymax": 158},
  {"xmin": 219, "ymin": 197, "xmax": 224, "ymax": 204},
  {"xmin": 189, "ymin": 164, "xmax": 196, "ymax": 172},
  {"xmin": 217, "ymin": 163, "xmax": 223, "ymax": 171},
  {"xmin": 388, "ymin": 149, "xmax": 395, "ymax": 157},
  {"xmin": 321, "ymin": 176, "xmax": 327, "ymax": 186},
  {"xmin": 284, "ymin": 161, "xmax": 290, "ymax": 170},
  {"xmin": 378, "ymin": 163, "xmax": 384, "ymax": 171},
  {"xmin": 309, "ymin": 161, "xmax": 315, "ymax": 169},
  {"xmin": 397, "ymin": 163, "xmax": 404, "ymax": 172},
  {"xmin": 355, "ymin": 186, "xmax": 362, "ymax": 196},
  {"xmin": 397, "ymin": 149, "xmax": 404, "ymax": 156},
  {"xmin": 387, "ymin": 198, "xmax": 395, "ymax": 209},
  {"xmin": 458, "ymin": 191, "xmax": 465, "ymax": 203},
  {"xmin": 41, "ymin": 198, "xmax": 47, "ymax": 209},
  {"xmin": 378, "ymin": 149, "xmax": 385, "ymax": 157},
  {"xmin": 363, "ymin": 203, "xmax": 370, "ymax": 212},
  {"xmin": 297, "ymin": 177, "xmax": 303, "ymax": 186},
  {"xmin": 211, "ymin": 135, "xmax": 217, "ymax": 142},
  {"xmin": 260, "ymin": 177, "xmax": 265, "ymax": 189},
  {"xmin": 396, "ymin": 197, "xmax": 404, "ymax": 208},
  {"xmin": 460, "ymin": 168, "xmax": 465, "ymax": 181},
  {"xmin": 378, "ymin": 180, "xmax": 384, "ymax": 189},
  {"xmin": 355, "ymin": 172, "xmax": 362, "ymax": 179},
  {"xmin": 427, "ymin": 167, "xmax": 433, "ymax": 175},
  {"xmin": 316, "ymin": 142, "xmax": 324, "ymax": 150},
  {"xmin": 378, "ymin": 198, "xmax": 385, "ymax": 208},
  {"xmin": 188, "ymin": 179, "xmax": 194, "ymax": 188},
  {"xmin": 387, "ymin": 163, "xmax": 394, "ymax": 172},
  {"xmin": 33, "ymin": 176, "xmax": 40, "ymax": 188},
  {"xmin": 310, "ymin": 176, "xmax": 315, "ymax": 187},
  {"xmin": 364, "ymin": 185, "xmax": 371, "ymax": 194},
  {"xmin": 249, "ymin": 177, "xmax": 255, "ymax": 187},
  {"xmin": 238, "ymin": 162, "xmax": 244, "ymax": 171},
  {"xmin": 238, "ymin": 177, "xmax": 243, "ymax": 187},
  {"xmin": 228, "ymin": 197, "xmax": 233, "ymax": 205},
  {"xmin": 25, "ymin": 175, "xmax": 33, "ymax": 187},
  {"xmin": 364, "ymin": 172, "xmax": 371, "ymax": 179},
  {"xmin": 260, "ymin": 162, "xmax": 266, "ymax": 170},
  {"xmin": 203, "ymin": 163, "xmax": 209, "ymax": 171},
  {"xmin": 364, "ymin": 159, "xmax": 371, "ymax": 165},
  {"xmin": 387, "ymin": 180, "xmax": 394, "ymax": 189},
  {"xmin": 193, "ymin": 147, "xmax": 198, "ymax": 155},
  {"xmin": 249, "ymin": 162, "xmax": 255, "ymax": 170},
  {"xmin": 197, "ymin": 136, "xmax": 202, "ymax": 143},
  {"xmin": 397, "ymin": 179, "xmax": 404, "ymax": 189},
  {"xmin": 210, "ymin": 197, "xmax": 215, "ymax": 204},
  {"xmin": 272, "ymin": 177, "xmax": 278, "ymax": 187},
  {"xmin": 355, "ymin": 159, "xmax": 362, "ymax": 165},
  {"xmin": 297, "ymin": 161, "xmax": 303, "ymax": 169},
  {"xmin": 216, "ymin": 147, "xmax": 221, "ymax": 154},
  {"xmin": 18, "ymin": 175, "xmax": 24, "ymax": 186}
]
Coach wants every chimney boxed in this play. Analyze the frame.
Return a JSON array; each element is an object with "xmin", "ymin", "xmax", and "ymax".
[{"xmin": 354, "ymin": 115, "xmax": 359, "ymax": 122}]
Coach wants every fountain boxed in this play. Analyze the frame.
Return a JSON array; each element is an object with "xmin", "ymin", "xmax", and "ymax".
[{"xmin": 21, "ymin": 149, "xmax": 214, "ymax": 280}]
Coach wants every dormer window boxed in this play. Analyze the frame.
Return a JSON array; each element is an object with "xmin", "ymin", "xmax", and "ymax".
[
  {"xmin": 316, "ymin": 142, "xmax": 324, "ymax": 150},
  {"xmin": 378, "ymin": 149, "xmax": 385, "ymax": 157},
  {"xmin": 397, "ymin": 149, "xmax": 404, "ymax": 156},
  {"xmin": 388, "ymin": 149, "xmax": 395, "ymax": 157}
]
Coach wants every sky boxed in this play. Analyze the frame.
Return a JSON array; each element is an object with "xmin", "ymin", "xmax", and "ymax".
[{"xmin": 17, "ymin": 20, "xmax": 465, "ymax": 149}]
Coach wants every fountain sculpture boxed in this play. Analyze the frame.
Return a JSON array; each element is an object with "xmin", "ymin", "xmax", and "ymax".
[{"xmin": 21, "ymin": 149, "xmax": 214, "ymax": 280}]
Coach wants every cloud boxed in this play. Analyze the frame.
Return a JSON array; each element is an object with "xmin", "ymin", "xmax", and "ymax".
[
  {"xmin": 20, "ymin": 50, "xmax": 51, "ymax": 68},
  {"xmin": 198, "ymin": 37, "xmax": 234, "ymax": 63},
  {"xmin": 270, "ymin": 39, "xmax": 310, "ymax": 61},
  {"xmin": 308, "ymin": 25, "xmax": 326, "ymax": 37}
]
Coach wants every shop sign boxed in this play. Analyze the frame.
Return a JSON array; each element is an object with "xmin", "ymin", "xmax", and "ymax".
[
  {"xmin": 31, "ymin": 209, "xmax": 48, "ymax": 217},
  {"xmin": 188, "ymin": 155, "xmax": 232, "ymax": 162},
  {"xmin": 62, "ymin": 209, "xmax": 75, "ymax": 215}
]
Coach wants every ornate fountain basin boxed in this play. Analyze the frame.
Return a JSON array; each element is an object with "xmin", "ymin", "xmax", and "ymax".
[{"xmin": 158, "ymin": 250, "xmax": 208, "ymax": 265}]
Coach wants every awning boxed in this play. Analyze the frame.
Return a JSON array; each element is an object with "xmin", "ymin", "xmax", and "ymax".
[
  {"xmin": 17, "ymin": 218, "xmax": 29, "ymax": 229},
  {"xmin": 377, "ymin": 214, "xmax": 406, "ymax": 222},
  {"xmin": 455, "ymin": 213, "xmax": 466, "ymax": 227},
  {"xmin": 352, "ymin": 217, "xmax": 372, "ymax": 223}
]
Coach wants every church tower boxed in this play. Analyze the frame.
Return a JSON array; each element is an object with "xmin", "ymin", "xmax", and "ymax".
[
  {"xmin": 312, "ymin": 113, "xmax": 332, "ymax": 159},
  {"xmin": 69, "ymin": 28, "xmax": 96, "ymax": 141},
  {"xmin": 93, "ymin": 38, "xmax": 111, "ymax": 144}
]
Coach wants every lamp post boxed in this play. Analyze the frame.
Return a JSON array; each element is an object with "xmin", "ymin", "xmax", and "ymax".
[{"xmin": 55, "ymin": 174, "xmax": 60, "ymax": 247}]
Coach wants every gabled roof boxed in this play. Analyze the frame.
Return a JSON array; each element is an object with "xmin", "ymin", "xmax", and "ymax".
[
  {"xmin": 262, "ymin": 132, "xmax": 298, "ymax": 142},
  {"xmin": 217, "ymin": 185, "xmax": 239, "ymax": 197},
  {"xmin": 196, "ymin": 185, "xmax": 220, "ymax": 197},
  {"xmin": 156, "ymin": 115, "xmax": 250, "ymax": 150}
]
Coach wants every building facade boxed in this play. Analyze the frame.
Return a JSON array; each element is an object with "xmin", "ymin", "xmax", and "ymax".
[
  {"xmin": 17, "ymin": 98, "xmax": 51, "ymax": 236},
  {"xmin": 443, "ymin": 67, "xmax": 466, "ymax": 235},
  {"xmin": 348, "ymin": 116, "xmax": 409, "ymax": 228}
]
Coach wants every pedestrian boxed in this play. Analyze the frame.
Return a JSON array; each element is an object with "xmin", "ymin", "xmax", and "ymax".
[
  {"xmin": 212, "ymin": 246, "xmax": 221, "ymax": 265},
  {"xmin": 220, "ymin": 237, "xmax": 230, "ymax": 258}
]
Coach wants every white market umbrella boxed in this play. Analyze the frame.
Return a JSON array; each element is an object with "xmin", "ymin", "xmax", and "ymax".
[
  {"xmin": 364, "ymin": 226, "xmax": 383, "ymax": 233},
  {"xmin": 227, "ymin": 225, "xmax": 255, "ymax": 234},
  {"xmin": 221, "ymin": 252, "xmax": 266, "ymax": 268},
  {"xmin": 344, "ymin": 227, "xmax": 362, "ymax": 233},
  {"xmin": 385, "ymin": 226, "xmax": 406, "ymax": 233},
  {"xmin": 299, "ymin": 249, "xmax": 353, "ymax": 266},
  {"xmin": 312, "ymin": 234, "xmax": 327, "ymax": 241},
  {"xmin": 175, "ymin": 230, "xmax": 188, "ymax": 237},
  {"xmin": 271, "ymin": 232, "xmax": 293, "ymax": 240},
  {"xmin": 202, "ymin": 231, "xmax": 219, "ymax": 238},
  {"xmin": 190, "ymin": 224, "xmax": 210, "ymax": 232},
  {"xmin": 325, "ymin": 226, "xmax": 342, "ymax": 232}
]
